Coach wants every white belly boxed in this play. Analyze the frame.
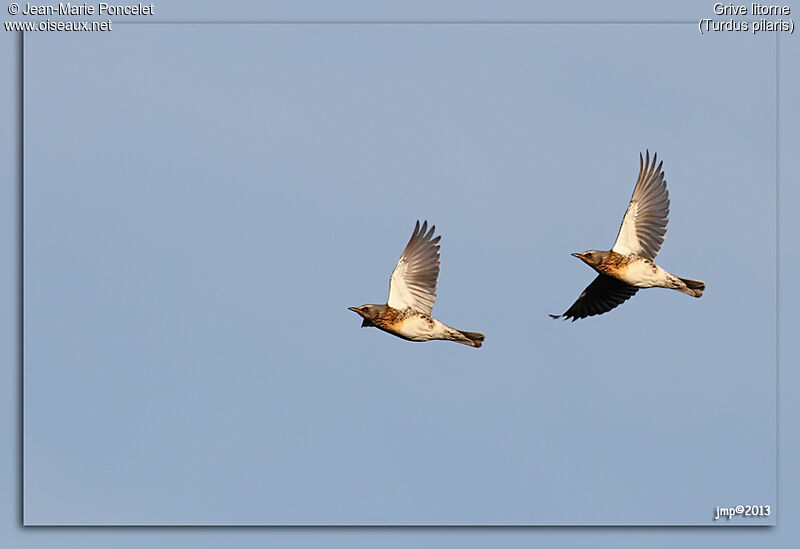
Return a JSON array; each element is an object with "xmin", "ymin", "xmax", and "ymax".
[
  {"xmin": 396, "ymin": 315, "xmax": 450, "ymax": 341},
  {"xmin": 619, "ymin": 260, "xmax": 671, "ymax": 288}
]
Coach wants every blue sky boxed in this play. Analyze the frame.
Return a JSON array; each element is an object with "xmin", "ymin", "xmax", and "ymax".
[{"xmin": 3, "ymin": 0, "xmax": 799, "ymax": 546}]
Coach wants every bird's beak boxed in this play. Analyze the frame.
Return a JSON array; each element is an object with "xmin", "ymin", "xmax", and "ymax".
[
  {"xmin": 571, "ymin": 252, "xmax": 582, "ymax": 258},
  {"xmin": 348, "ymin": 307, "xmax": 371, "ymax": 327}
]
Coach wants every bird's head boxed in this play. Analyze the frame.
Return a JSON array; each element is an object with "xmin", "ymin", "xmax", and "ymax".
[
  {"xmin": 348, "ymin": 304, "xmax": 380, "ymax": 327},
  {"xmin": 572, "ymin": 250, "xmax": 609, "ymax": 269}
]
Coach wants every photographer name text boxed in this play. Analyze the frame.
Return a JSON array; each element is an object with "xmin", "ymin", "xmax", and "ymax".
[{"xmin": 19, "ymin": 2, "xmax": 152, "ymax": 15}]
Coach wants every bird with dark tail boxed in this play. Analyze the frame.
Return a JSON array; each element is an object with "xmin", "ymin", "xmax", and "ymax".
[
  {"xmin": 349, "ymin": 220, "xmax": 485, "ymax": 347},
  {"xmin": 552, "ymin": 151, "xmax": 705, "ymax": 321}
]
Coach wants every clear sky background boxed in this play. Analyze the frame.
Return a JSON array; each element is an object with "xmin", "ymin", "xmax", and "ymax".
[
  {"xmin": 3, "ymin": 0, "xmax": 799, "ymax": 545},
  {"xmin": 20, "ymin": 3, "xmax": 778, "ymax": 527}
]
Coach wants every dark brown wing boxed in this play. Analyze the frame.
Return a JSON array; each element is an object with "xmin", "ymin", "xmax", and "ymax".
[{"xmin": 550, "ymin": 274, "xmax": 639, "ymax": 321}]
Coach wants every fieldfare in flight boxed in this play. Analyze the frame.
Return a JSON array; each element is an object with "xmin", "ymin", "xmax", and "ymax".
[
  {"xmin": 349, "ymin": 221, "xmax": 485, "ymax": 347},
  {"xmin": 552, "ymin": 151, "xmax": 705, "ymax": 321}
]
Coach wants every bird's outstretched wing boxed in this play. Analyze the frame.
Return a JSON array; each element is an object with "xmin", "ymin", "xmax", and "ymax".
[
  {"xmin": 611, "ymin": 150, "xmax": 669, "ymax": 260},
  {"xmin": 550, "ymin": 274, "xmax": 639, "ymax": 321},
  {"xmin": 387, "ymin": 220, "xmax": 441, "ymax": 316}
]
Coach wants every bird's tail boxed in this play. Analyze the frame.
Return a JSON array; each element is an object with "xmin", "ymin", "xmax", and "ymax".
[
  {"xmin": 677, "ymin": 277, "xmax": 705, "ymax": 298},
  {"xmin": 455, "ymin": 330, "xmax": 485, "ymax": 348}
]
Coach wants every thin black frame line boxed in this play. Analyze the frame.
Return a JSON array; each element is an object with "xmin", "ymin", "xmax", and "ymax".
[
  {"xmin": 17, "ymin": 26, "xmax": 779, "ymax": 528},
  {"xmin": 17, "ymin": 30, "xmax": 24, "ymax": 528},
  {"xmin": 110, "ymin": 20, "xmax": 696, "ymax": 25},
  {"xmin": 774, "ymin": 31, "xmax": 780, "ymax": 527},
  {"xmin": 21, "ymin": 523, "xmax": 775, "ymax": 529}
]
